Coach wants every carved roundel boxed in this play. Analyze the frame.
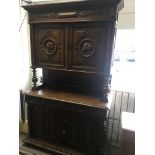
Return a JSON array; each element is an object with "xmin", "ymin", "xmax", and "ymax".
[
  {"xmin": 76, "ymin": 37, "xmax": 96, "ymax": 58},
  {"xmin": 40, "ymin": 36, "xmax": 58, "ymax": 56},
  {"xmin": 80, "ymin": 39, "xmax": 95, "ymax": 57},
  {"xmin": 44, "ymin": 39, "xmax": 57, "ymax": 55}
]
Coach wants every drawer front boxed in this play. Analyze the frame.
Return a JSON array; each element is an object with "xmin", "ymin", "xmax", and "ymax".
[
  {"xmin": 25, "ymin": 95, "xmax": 107, "ymax": 118},
  {"xmin": 34, "ymin": 24, "xmax": 66, "ymax": 69}
]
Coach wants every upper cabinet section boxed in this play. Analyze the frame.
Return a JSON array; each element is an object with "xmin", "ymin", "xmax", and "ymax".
[
  {"xmin": 21, "ymin": 0, "xmax": 124, "ymax": 99},
  {"xmin": 21, "ymin": 0, "xmax": 124, "ymax": 23}
]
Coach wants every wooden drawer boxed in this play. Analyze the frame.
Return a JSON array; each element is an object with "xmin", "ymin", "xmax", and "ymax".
[{"xmin": 25, "ymin": 95, "xmax": 107, "ymax": 118}]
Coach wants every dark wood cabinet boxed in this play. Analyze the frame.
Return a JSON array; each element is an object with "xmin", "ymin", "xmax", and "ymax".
[
  {"xmin": 24, "ymin": 89, "xmax": 110, "ymax": 155},
  {"xmin": 22, "ymin": 0, "xmax": 123, "ymax": 154}
]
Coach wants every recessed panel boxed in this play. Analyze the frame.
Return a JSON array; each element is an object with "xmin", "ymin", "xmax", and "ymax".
[
  {"xmin": 69, "ymin": 23, "xmax": 107, "ymax": 73},
  {"xmin": 34, "ymin": 25, "xmax": 65, "ymax": 69}
]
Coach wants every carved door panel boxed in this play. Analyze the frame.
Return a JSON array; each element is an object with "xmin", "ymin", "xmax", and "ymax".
[
  {"xmin": 65, "ymin": 110, "xmax": 99, "ymax": 153},
  {"xmin": 47, "ymin": 107, "xmax": 61, "ymax": 142},
  {"xmin": 34, "ymin": 24, "xmax": 65, "ymax": 69},
  {"xmin": 68, "ymin": 22, "xmax": 108, "ymax": 73},
  {"xmin": 78, "ymin": 114, "xmax": 99, "ymax": 152},
  {"xmin": 30, "ymin": 104, "xmax": 48, "ymax": 139},
  {"xmin": 63, "ymin": 111, "xmax": 81, "ymax": 148},
  {"xmin": 29, "ymin": 104, "xmax": 61, "ymax": 142}
]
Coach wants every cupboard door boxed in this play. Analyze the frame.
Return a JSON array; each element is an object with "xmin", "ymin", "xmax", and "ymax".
[
  {"xmin": 69, "ymin": 22, "xmax": 108, "ymax": 73},
  {"xmin": 78, "ymin": 113, "xmax": 99, "ymax": 153},
  {"xmin": 63, "ymin": 111, "xmax": 81, "ymax": 147},
  {"xmin": 29, "ymin": 104, "xmax": 48, "ymax": 139},
  {"xmin": 65, "ymin": 111, "xmax": 99, "ymax": 153},
  {"xmin": 28, "ymin": 104, "xmax": 61, "ymax": 142},
  {"xmin": 47, "ymin": 107, "xmax": 61, "ymax": 142},
  {"xmin": 34, "ymin": 24, "xmax": 65, "ymax": 69}
]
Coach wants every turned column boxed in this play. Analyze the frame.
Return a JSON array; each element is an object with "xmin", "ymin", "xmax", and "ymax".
[{"xmin": 31, "ymin": 66, "xmax": 38, "ymax": 89}]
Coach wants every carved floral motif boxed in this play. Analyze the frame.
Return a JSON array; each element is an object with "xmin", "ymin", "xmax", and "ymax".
[
  {"xmin": 80, "ymin": 40, "xmax": 95, "ymax": 57},
  {"xmin": 44, "ymin": 39, "xmax": 57, "ymax": 55},
  {"xmin": 30, "ymin": 12, "xmax": 58, "ymax": 20},
  {"xmin": 77, "ymin": 10, "xmax": 96, "ymax": 17},
  {"xmin": 75, "ymin": 31, "xmax": 98, "ymax": 58},
  {"xmin": 40, "ymin": 32, "xmax": 60, "ymax": 56},
  {"xmin": 29, "ymin": 9, "xmax": 106, "ymax": 21}
]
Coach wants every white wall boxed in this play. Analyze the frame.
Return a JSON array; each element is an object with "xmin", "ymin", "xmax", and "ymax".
[
  {"xmin": 19, "ymin": 6, "xmax": 32, "ymax": 134},
  {"xmin": 118, "ymin": 0, "xmax": 135, "ymax": 29},
  {"xmin": 0, "ymin": 1, "xmax": 21, "ymax": 154},
  {"xmin": 19, "ymin": 8, "xmax": 32, "ymax": 91}
]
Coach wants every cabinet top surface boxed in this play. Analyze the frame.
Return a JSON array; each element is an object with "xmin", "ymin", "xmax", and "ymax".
[
  {"xmin": 24, "ymin": 88, "xmax": 112, "ymax": 110},
  {"xmin": 22, "ymin": 0, "xmax": 123, "ymax": 11},
  {"xmin": 22, "ymin": 0, "xmax": 121, "ymax": 6}
]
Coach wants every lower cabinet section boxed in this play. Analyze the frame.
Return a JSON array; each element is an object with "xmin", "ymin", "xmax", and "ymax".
[{"xmin": 26, "ymin": 95, "xmax": 108, "ymax": 155}]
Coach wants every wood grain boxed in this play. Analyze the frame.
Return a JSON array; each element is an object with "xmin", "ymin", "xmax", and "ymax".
[{"xmin": 24, "ymin": 88, "xmax": 111, "ymax": 110}]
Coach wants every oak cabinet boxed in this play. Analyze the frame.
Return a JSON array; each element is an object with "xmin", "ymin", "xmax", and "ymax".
[{"xmin": 22, "ymin": 0, "xmax": 123, "ymax": 154}]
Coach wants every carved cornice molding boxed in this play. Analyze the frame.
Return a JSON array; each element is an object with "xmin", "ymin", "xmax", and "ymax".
[{"xmin": 29, "ymin": 9, "xmax": 114, "ymax": 22}]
